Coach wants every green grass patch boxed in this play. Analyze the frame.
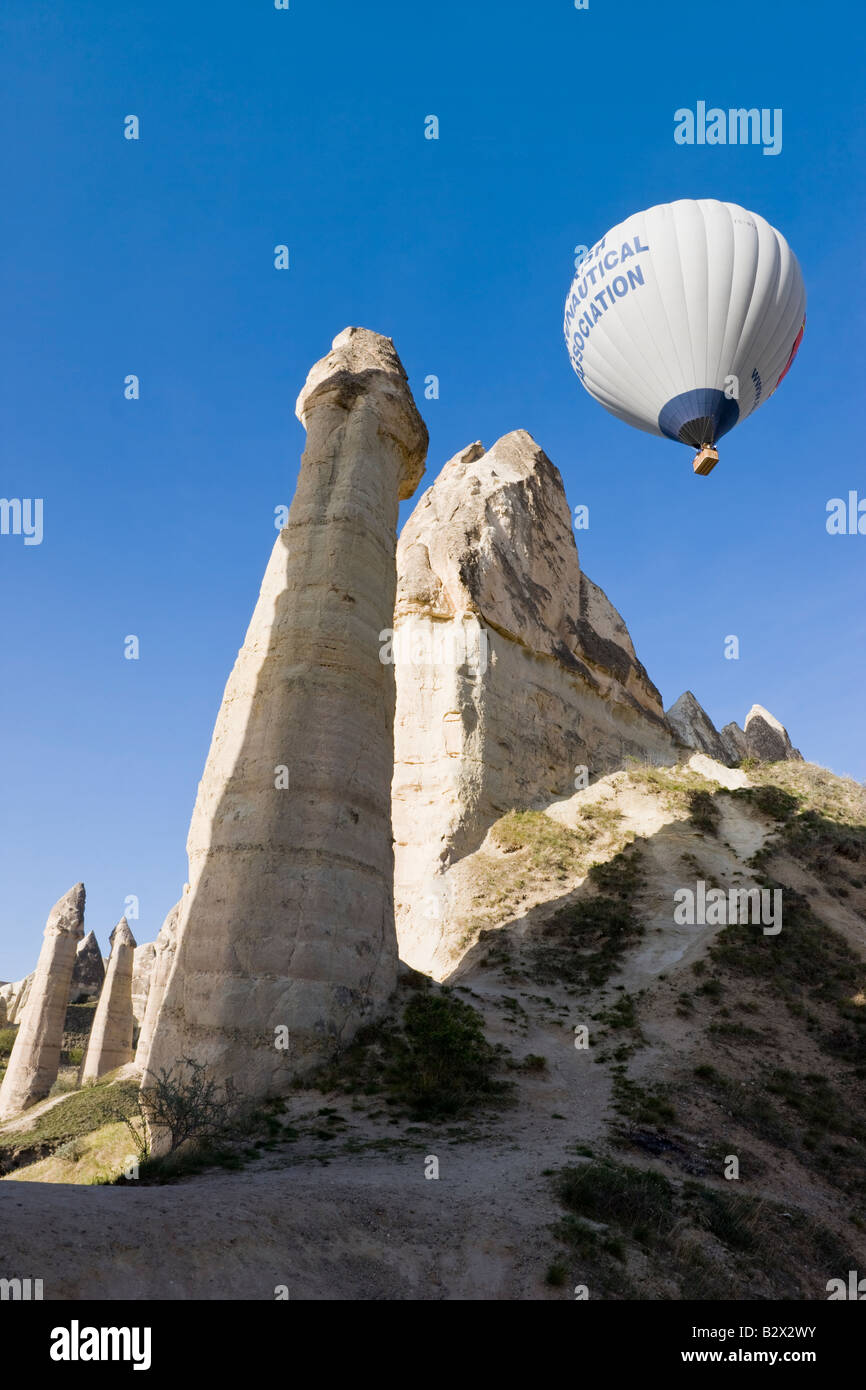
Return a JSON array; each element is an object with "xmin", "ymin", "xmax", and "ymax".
[
  {"xmin": 0, "ymin": 1078, "xmax": 141, "ymax": 1173},
  {"xmin": 549, "ymin": 1157, "xmax": 854, "ymax": 1299},
  {"xmin": 491, "ymin": 811, "xmax": 586, "ymax": 877},
  {"xmin": 612, "ymin": 1073, "xmax": 676, "ymax": 1127},
  {"xmin": 731, "ymin": 784, "xmax": 800, "ymax": 823},
  {"xmin": 688, "ymin": 789, "xmax": 721, "ymax": 835},
  {"xmin": 529, "ymin": 846, "xmax": 646, "ymax": 989}
]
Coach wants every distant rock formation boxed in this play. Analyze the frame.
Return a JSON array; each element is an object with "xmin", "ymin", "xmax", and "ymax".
[
  {"xmin": 0, "ymin": 973, "xmax": 33, "ymax": 1027},
  {"xmin": 79, "ymin": 919, "xmax": 137, "ymax": 1082},
  {"xmin": 0, "ymin": 884, "xmax": 85, "ymax": 1120},
  {"xmin": 744, "ymin": 704, "xmax": 803, "ymax": 762},
  {"xmin": 666, "ymin": 691, "xmax": 729, "ymax": 763},
  {"xmin": 667, "ymin": 694, "xmax": 802, "ymax": 767},
  {"xmin": 70, "ymin": 931, "xmax": 105, "ymax": 1004},
  {"xmin": 134, "ymin": 898, "xmax": 182, "ymax": 1074},
  {"xmin": 144, "ymin": 328, "xmax": 428, "ymax": 1101},
  {"xmin": 391, "ymin": 430, "xmax": 676, "ymax": 975}
]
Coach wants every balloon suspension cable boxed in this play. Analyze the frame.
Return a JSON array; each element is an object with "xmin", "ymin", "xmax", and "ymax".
[{"xmin": 692, "ymin": 443, "xmax": 719, "ymax": 476}]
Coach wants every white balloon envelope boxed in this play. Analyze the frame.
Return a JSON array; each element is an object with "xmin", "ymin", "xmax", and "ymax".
[{"xmin": 563, "ymin": 199, "xmax": 806, "ymax": 474}]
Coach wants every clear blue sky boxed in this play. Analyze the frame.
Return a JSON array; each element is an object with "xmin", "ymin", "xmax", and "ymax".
[{"xmin": 1, "ymin": 0, "xmax": 864, "ymax": 978}]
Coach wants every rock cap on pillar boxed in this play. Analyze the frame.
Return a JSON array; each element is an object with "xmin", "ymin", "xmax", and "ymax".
[{"xmin": 296, "ymin": 326, "xmax": 428, "ymax": 500}]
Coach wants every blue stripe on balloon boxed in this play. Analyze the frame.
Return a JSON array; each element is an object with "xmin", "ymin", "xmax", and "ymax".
[{"xmin": 658, "ymin": 388, "xmax": 740, "ymax": 444}]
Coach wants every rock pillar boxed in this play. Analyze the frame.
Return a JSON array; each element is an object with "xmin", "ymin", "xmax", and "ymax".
[
  {"xmin": 0, "ymin": 884, "xmax": 86, "ymax": 1119},
  {"xmin": 79, "ymin": 919, "xmax": 137, "ymax": 1082},
  {"xmin": 145, "ymin": 328, "xmax": 427, "ymax": 1098}
]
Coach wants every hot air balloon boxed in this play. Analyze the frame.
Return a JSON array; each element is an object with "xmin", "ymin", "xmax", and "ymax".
[{"xmin": 563, "ymin": 199, "xmax": 806, "ymax": 475}]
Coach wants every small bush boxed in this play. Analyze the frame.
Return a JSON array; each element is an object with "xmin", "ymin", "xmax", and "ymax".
[
  {"xmin": 545, "ymin": 1261, "xmax": 568, "ymax": 1287},
  {"xmin": 319, "ymin": 991, "xmax": 510, "ymax": 1121},
  {"xmin": 520, "ymin": 1053, "xmax": 548, "ymax": 1072},
  {"xmin": 128, "ymin": 1057, "xmax": 241, "ymax": 1159},
  {"xmin": 385, "ymin": 993, "xmax": 508, "ymax": 1119}
]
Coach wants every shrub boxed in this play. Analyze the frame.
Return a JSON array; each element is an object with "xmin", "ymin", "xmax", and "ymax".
[
  {"xmin": 733, "ymin": 785, "xmax": 800, "ymax": 823},
  {"xmin": 127, "ymin": 1057, "xmax": 241, "ymax": 1159},
  {"xmin": 385, "ymin": 993, "xmax": 508, "ymax": 1119}
]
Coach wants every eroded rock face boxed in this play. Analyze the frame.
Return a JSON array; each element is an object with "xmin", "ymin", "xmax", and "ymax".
[
  {"xmin": 0, "ymin": 884, "xmax": 86, "ymax": 1120},
  {"xmin": 70, "ymin": 931, "xmax": 105, "ymax": 1004},
  {"xmin": 134, "ymin": 899, "xmax": 182, "ymax": 1074},
  {"xmin": 744, "ymin": 704, "xmax": 803, "ymax": 762},
  {"xmin": 131, "ymin": 943, "xmax": 155, "ymax": 1028},
  {"xmin": 392, "ymin": 430, "xmax": 676, "ymax": 976},
  {"xmin": 665, "ymin": 691, "xmax": 729, "ymax": 764},
  {"xmin": 80, "ymin": 919, "xmax": 137, "ymax": 1083},
  {"xmin": 145, "ymin": 328, "xmax": 428, "ymax": 1100}
]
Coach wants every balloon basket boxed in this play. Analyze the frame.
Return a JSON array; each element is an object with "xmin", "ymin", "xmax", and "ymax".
[{"xmin": 692, "ymin": 445, "xmax": 719, "ymax": 476}]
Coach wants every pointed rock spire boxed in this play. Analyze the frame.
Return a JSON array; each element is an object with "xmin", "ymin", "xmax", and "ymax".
[
  {"xmin": 79, "ymin": 918, "xmax": 137, "ymax": 1082},
  {"xmin": 665, "ymin": 691, "xmax": 728, "ymax": 763},
  {"xmin": 0, "ymin": 884, "xmax": 86, "ymax": 1120},
  {"xmin": 744, "ymin": 704, "xmax": 803, "ymax": 762}
]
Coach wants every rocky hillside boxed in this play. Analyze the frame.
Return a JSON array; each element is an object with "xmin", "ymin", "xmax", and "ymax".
[{"xmin": 2, "ymin": 754, "xmax": 863, "ymax": 1300}]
